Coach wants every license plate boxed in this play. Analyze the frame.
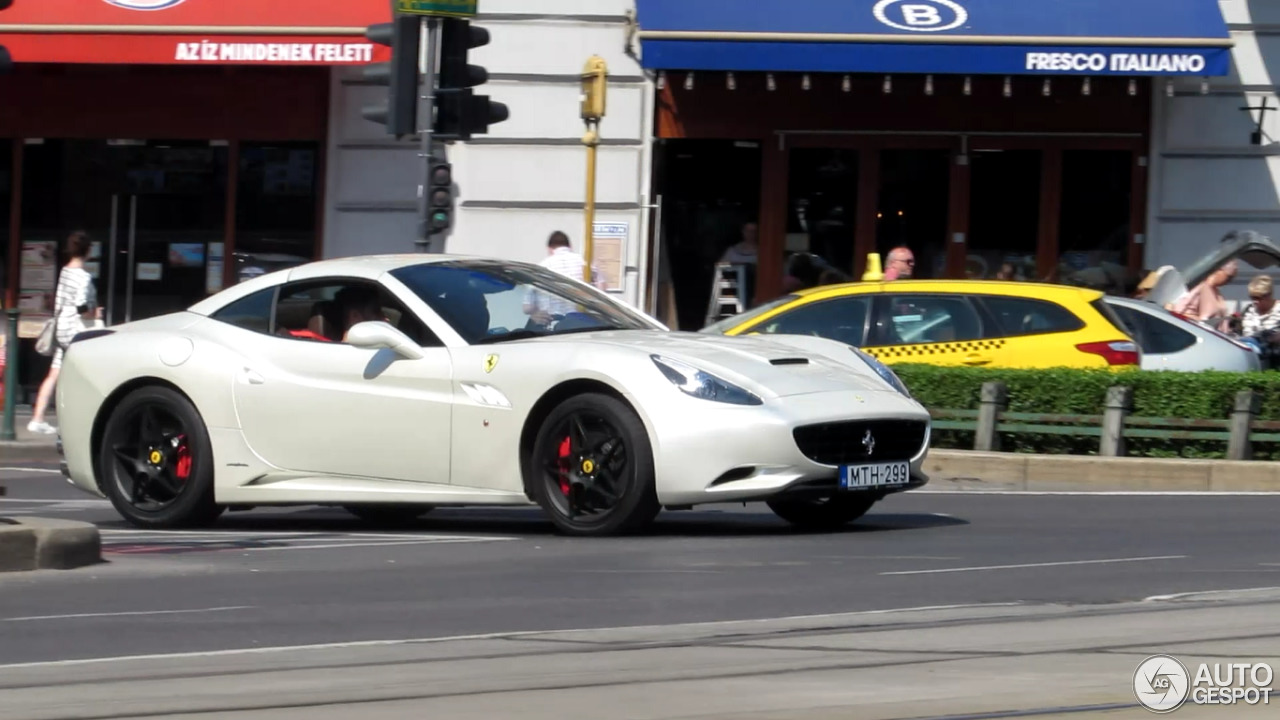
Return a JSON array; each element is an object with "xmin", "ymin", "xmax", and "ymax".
[{"xmin": 839, "ymin": 462, "xmax": 910, "ymax": 490}]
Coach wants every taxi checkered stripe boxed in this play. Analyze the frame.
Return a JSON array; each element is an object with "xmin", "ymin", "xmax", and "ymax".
[{"xmin": 865, "ymin": 339, "xmax": 1007, "ymax": 358}]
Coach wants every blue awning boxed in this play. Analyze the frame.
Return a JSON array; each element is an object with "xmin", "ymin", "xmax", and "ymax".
[{"xmin": 634, "ymin": 0, "xmax": 1234, "ymax": 77}]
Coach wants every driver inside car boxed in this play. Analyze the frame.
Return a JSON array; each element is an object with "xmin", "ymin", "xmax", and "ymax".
[{"xmin": 334, "ymin": 286, "xmax": 386, "ymax": 342}]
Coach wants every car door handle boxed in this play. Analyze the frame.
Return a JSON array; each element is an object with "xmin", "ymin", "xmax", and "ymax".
[
  {"xmin": 962, "ymin": 354, "xmax": 992, "ymax": 366},
  {"xmin": 241, "ymin": 367, "xmax": 265, "ymax": 385}
]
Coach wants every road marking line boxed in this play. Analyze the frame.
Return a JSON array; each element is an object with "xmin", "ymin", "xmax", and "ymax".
[
  {"xmin": 880, "ymin": 555, "xmax": 1187, "ymax": 576},
  {"xmin": 0, "ymin": 602, "xmax": 1023, "ymax": 670},
  {"xmin": 0, "ymin": 498, "xmax": 109, "ymax": 504},
  {"xmin": 96, "ymin": 525, "xmax": 504, "ymax": 535},
  {"xmin": 1144, "ymin": 586, "xmax": 1280, "ymax": 602},
  {"xmin": 3, "ymin": 606, "xmax": 252, "ymax": 623},
  {"xmin": 0, "ymin": 467, "xmax": 62, "ymax": 474},
  {"xmin": 915, "ymin": 490, "xmax": 1280, "ymax": 496}
]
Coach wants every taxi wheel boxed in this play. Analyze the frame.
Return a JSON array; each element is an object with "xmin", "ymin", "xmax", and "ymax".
[{"xmin": 767, "ymin": 495, "xmax": 877, "ymax": 531}]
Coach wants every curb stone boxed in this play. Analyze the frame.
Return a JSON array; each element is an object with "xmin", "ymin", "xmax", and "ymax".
[
  {"xmin": 0, "ymin": 441, "xmax": 60, "ymax": 464},
  {"xmin": 924, "ymin": 449, "xmax": 1280, "ymax": 492},
  {"xmin": 0, "ymin": 517, "xmax": 102, "ymax": 572}
]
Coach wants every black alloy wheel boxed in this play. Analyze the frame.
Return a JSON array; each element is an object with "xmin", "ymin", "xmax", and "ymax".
[
  {"xmin": 98, "ymin": 386, "xmax": 222, "ymax": 529},
  {"xmin": 766, "ymin": 495, "xmax": 878, "ymax": 531},
  {"xmin": 531, "ymin": 393, "xmax": 660, "ymax": 536}
]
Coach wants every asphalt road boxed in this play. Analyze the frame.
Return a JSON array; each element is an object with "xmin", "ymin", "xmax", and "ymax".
[{"xmin": 2, "ymin": 462, "xmax": 1278, "ymax": 671}]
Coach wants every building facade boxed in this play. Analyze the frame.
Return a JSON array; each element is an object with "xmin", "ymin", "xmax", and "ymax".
[{"xmin": 1, "ymin": 0, "xmax": 1278, "ymax": 388}]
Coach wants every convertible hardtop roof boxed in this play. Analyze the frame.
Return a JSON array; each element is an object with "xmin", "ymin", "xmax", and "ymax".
[{"xmin": 186, "ymin": 253, "xmax": 540, "ymax": 316}]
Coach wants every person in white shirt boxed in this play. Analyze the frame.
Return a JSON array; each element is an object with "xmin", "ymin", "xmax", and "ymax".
[
  {"xmin": 29, "ymin": 231, "xmax": 102, "ymax": 435},
  {"xmin": 523, "ymin": 231, "xmax": 605, "ymax": 327}
]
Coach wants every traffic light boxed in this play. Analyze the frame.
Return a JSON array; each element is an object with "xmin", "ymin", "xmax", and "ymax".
[
  {"xmin": 426, "ymin": 158, "xmax": 454, "ymax": 234},
  {"xmin": 434, "ymin": 17, "xmax": 509, "ymax": 140},
  {"xmin": 361, "ymin": 15, "xmax": 421, "ymax": 137}
]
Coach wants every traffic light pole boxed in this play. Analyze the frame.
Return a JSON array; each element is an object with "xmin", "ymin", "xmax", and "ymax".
[{"xmin": 417, "ymin": 16, "xmax": 442, "ymax": 253}]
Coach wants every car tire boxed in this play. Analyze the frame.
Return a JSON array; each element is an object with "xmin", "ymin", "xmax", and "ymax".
[
  {"xmin": 530, "ymin": 392, "xmax": 660, "ymax": 536},
  {"xmin": 98, "ymin": 385, "xmax": 223, "ymax": 529},
  {"xmin": 766, "ymin": 495, "xmax": 877, "ymax": 530},
  {"xmin": 343, "ymin": 505, "xmax": 434, "ymax": 524}
]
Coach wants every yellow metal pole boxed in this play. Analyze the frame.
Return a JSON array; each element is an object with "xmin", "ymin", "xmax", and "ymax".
[
  {"xmin": 583, "ymin": 124, "xmax": 599, "ymax": 284},
  {"xmin": 580, "ymin": 55, "xmax": 607, "ymax": 286}
]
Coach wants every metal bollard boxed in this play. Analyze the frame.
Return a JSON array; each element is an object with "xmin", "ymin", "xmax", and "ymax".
[
  {"xmin": 974, "ymin": 381, "xmax": 1008, "ymax": 452},
  {"xmin": 1227, "ymin": 389, "xmax": 1260, "ymax": 461},
  {"xmin": 1099, "ymin": 385, "xmax": 1132, "ymax": 457},
  {"xmin": 1, "ymin": 308, "xmax": 18, "ymax": 442}
]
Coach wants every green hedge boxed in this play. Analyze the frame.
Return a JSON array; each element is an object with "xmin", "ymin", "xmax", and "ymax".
[{"xmin": 892, "ymin": 365, "xmax": 1280, "ymax": 459}]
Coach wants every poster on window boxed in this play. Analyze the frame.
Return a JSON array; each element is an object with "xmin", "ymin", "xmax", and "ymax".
[
  {"xmin": 206, "ymin": 242, "xmax": 225, "ymax": 295},
  {"xmin": 591, "ymin": 222, "xmax": 628, "ymax": 293},
  {"xmin": 17, "ymin": 241, "xmax": 58, "ymax": 338}
]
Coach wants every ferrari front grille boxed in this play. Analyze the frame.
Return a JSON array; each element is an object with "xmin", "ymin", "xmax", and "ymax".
[{"xmin": 792, "ymin": 419, "xmax": 928, "ymax": 465}]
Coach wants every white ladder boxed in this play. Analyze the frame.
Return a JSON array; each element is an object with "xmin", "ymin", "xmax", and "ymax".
[{"xmin": 705, "ymin": 262, "xmax": 747, "ymax": 326}]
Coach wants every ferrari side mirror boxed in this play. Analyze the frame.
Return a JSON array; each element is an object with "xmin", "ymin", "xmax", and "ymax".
[{"xmin": 346, "ymin": 321, "xmax": 424, "ymax": 360}]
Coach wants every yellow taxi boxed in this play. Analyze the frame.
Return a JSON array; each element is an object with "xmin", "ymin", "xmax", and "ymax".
[{"xmin": 703, "ymin": 279, "xmax": 1140, "ymax": 369}]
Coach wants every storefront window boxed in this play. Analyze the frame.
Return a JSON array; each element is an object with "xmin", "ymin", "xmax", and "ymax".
[
  {"xmin": 1056, "ymin": 150, "xmax": 1132, "ymax": 294},
  {"xmin": 878, "ymin": 149, "xmax": 950, "ymax": 279},
  {"xmin": 233, "ymin": 142, "xmax": 320, "ymax": 285},
  {"xmin": 966, "ymin": 149, "xmax": 1041, "ymax": 280},
  {"xmin": 786, "ymin": 149, "xmax": 859, "ymax": 290}
]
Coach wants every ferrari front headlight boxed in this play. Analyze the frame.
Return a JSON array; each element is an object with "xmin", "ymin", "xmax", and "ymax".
[
  {"xmin": 850, "ymin": 347, "xmax": 912, "ymax": 398},
  {"xmin": 650, "ymin": 355, "xmax": 762, "ymax": 406}
]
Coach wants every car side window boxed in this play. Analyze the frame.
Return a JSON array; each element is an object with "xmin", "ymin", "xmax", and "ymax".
[
  {"xmin": 209, "ymin": 288, "xmax": 275, "ymax": 334},
  {"xmin": 743, "ymin": 296, "xmax": 870, "ymax": 346},
  {"xmin": 978, "ymin": 296, "xmax": 1085, "ymax": 337},
  {"xmin": 870, "ymin": 294, "xmax": 983, "ymax": 345},
  {"xmin": 272, "ymin": 280, "xmax": 443, "ymax": 347},
  {"xmin": 1111, "ymin": 305, "xmax": 1195, "ymax": 354}
]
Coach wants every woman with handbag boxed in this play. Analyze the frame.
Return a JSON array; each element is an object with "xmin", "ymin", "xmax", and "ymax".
[{"xmin": 28, "ymin": 231, "xmax": 101, "ymax": 435}]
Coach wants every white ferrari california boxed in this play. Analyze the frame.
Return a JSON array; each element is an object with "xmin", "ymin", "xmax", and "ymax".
[{"xmin": 55, "ymin": 254, "xmax": 931, "ymax": 536}]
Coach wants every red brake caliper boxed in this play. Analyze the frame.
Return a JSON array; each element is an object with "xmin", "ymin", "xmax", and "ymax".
[
  {"xmin": 174, "ymin": 435, "xmax": 192, "ymax": 481},
  {"xmin": 557, "ymin": 436, "xmax": 572, "ymax": 495}
]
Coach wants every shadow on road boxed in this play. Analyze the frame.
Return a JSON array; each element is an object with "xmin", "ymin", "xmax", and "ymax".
[{"xmin": 90, "ymin": 506, "xmax": 969, "ymax": 539}]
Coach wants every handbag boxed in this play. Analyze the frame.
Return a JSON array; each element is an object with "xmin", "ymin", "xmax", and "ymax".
[
  {"xmin": 34, "ymin": 284, "xmax": 62, "ymax": 357},
  {"xmin": 34, "ymin": 317, "xmax": 57, "ymax": 356}
]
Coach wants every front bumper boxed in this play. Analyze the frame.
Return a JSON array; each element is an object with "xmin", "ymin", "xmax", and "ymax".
[{"xmin": 646, "ymin": 389, "xmax": 931, "ymax": 506}]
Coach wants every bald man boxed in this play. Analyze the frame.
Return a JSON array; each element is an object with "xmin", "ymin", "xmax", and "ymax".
[{"xmin": 883, "ymin": 246, "xmax": 915, "ymax": 281}]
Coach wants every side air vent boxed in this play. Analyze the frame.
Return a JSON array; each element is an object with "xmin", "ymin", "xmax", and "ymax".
[{"xmin": 770, "ymin": 357, "xmax": 809, "ymax": 366}]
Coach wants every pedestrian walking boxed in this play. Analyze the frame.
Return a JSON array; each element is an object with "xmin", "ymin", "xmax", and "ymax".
[
  {"xmin": 28, "ymin": 231, "xmax": 101, "ymax": 435},
  {"xmin": 523, "ymin": 231, "xmax": 604, "ymax": 327}
]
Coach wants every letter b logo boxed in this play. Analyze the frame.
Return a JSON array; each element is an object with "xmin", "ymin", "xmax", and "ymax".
[
  {"xmin": 873, "ymin": 0, "xmax": 968, "ymax": 32},
  {"xmin": 902, "ymin": 4, "xmax": 942, "ymax": 26}
]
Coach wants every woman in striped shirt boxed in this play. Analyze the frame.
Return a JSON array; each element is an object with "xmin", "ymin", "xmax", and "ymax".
[{"xmin": 28, "ymin": 231, "xmax": 101, "ymax": 435}]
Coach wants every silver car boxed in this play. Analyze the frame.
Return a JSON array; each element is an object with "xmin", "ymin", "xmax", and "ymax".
[{"xmin": 1102, "ymin": 295, "xmax": 1260, "ymax": 372}]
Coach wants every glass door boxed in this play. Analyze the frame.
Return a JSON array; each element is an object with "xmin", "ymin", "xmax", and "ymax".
[
  {"xmin": 785, "ymin": 148, "xmax": 860, "ymax": 289},
  {"xmin": 21, "ymin": 140, "xmax": 228, "ymax": 326}
]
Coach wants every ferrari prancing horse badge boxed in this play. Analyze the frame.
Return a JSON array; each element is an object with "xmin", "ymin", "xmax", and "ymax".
[{"xmin": 484, "ymin": 354, "xmax": 499, "ymax": 373}]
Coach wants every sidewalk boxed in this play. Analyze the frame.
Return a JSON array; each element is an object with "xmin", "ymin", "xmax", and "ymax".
[{"xmin": 0, "ymin": 406, "xmax": 60, "ymax": 463}]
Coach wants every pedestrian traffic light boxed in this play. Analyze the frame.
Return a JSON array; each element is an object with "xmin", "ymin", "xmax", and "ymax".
[
  {"xmin": 427, "ymin": 158, "xmax": 454, "ymax": 233},
  {"xmin": 434, "ymin": 17, "xmax": 509, "ymax": 140},
  {"xmin": 361, "ymin": 14, "xmax": 421, "ymax": 138}
]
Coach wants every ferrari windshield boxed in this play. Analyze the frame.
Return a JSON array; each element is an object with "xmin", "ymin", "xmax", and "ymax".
[{"xmin": 390, "ymin": 260, "xmax": 657, "ymax": 344}]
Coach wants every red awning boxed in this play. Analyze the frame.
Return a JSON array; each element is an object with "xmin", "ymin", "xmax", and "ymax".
[{"xmin": 0, "ymin": 0, "xmax": 394, "ymax": 65}]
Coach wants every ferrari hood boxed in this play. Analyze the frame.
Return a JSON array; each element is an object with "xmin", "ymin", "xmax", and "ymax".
[{"xmin": 540, "ymin": 330, "xmax": 900, "ymax": 398}]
